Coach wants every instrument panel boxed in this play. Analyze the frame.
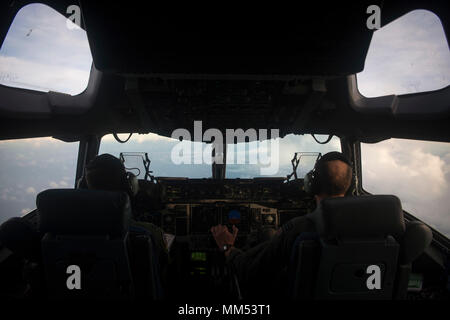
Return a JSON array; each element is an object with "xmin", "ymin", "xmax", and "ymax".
[
  {"xmin": 160, "ymin": 202, "xmax": 280, "ymax": 251},
  {"xmin": 157, "ymin": 177, "xmax": 294, "ymax": 202},
  {"xmin": 162, "ymin": 203, "xmax": 278, "ymax": 235},
  {"xmin": 136, "ymin": 177, "xmax": 316, "ymax": 251}
]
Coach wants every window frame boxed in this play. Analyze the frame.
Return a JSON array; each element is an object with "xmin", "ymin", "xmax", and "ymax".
[
  {"xmin": 348, "ymin": 75, "xmax": 450, "ymax": 118},
  {"xmin": 0, "ymin": 2, "xmax": 99, "ymax": 117}
]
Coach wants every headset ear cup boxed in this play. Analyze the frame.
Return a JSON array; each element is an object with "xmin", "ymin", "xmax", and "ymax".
[
  {"xmin": 303, "ymin": 171, "xmax": 310, "ymax": 194},
  {"xmin": 125, "ymin": 172, "xmax": 139, "ymax": 197},
  {"xmin": 304, "ymin": 171, "xmax": 314, "ymax": 195},
  {"xmin": 122, "ymin": 172, "xmax": 132, "ymax": 197},
  {"xmin": 311, "ymin": 170, "xmax": 319, "ymax": 195},
  {"xmin": 346, "ymin": 169, "xmax": 357, "ymax": 196}
]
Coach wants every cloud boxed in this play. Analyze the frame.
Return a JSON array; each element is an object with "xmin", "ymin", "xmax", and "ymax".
[
  {"xmin": 48, "ymin": 180, "xmax": 69, "ymax": 188},
  {"xmin": 59, "ymin": 180, "xmax": 69, "ymax": 187},
  {"xmin": 25, "ymin": 187, "xmax": 36, "ymax": 194},
  {"xmin": 1, "ymin": 3, "xmax": 92, "ymax": 69},
  {"xmin": 0, "ymin": 55, "xmax": 90, "ymax": 95},
  {"xmin": 357, "ymin": 9, "xmax": 450, "ymax": 97},
  {"xmin": 49, "ymin": 181, "xmax": 58, "ymax": 188},
  {"xmin": 362, "ymin": 139, "xmax": 450, "ymax": 236},
  {"xmin": 0, "ymin": 3, "xmax": 92, "ymax": 95},
  {"xmin": 0, "ymin": 137, "xmax": 53, "ymax": 145}
]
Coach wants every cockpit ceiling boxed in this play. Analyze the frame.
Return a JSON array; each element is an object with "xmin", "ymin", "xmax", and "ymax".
[
  {"xmin": 89, "ymin": 3, "xmax": 370, "ymax": 76},
  {"xmin": 80, "ymin": 3, "xmax": 373, "ymax": 76}
]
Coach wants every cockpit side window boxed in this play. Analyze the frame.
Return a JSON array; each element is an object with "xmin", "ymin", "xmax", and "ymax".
[
  {"xmin": 361, "ymin": 138, "xmax": 450, "ymax": 237},
  {"xmin": 0, "ymin": 138, "xmax": 79, "ymax": 224},
  {"xmin": 0, "ymin": 3, "xmax": 92, "ymax": 95},
  {"xmin": 357, "ymin": 9, "xmax": 450, "ymax": 98}
]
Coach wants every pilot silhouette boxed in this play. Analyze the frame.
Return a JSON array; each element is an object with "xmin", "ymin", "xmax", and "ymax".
[
  {"xmin": 210, "ymin": 151, "xmax": 353, "ymax": 298},
  {"xmin": 85, "ymin": 154, "xmax": 169, "ymax": 259}
]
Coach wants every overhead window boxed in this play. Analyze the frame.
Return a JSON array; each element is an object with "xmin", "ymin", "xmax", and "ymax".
[
  {"xmin": 0, "ymin": 3, "xmax": 92, "ymax": 95},
  {"xmin": 357, "ymin": 9, "xmax": 450, "ymax": 97}
]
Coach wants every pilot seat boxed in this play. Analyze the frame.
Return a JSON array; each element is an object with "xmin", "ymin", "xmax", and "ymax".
[
  {"xmin": 37, "ymin": 188, "xmax": 162, "ymax": 300},
  {"xmin": 289, "ymin": 195, "xmax": 433, "ymax": 300}
]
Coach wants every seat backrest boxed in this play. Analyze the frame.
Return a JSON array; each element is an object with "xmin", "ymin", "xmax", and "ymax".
[
  {"xmin": 37, "ymin": 189, "xmax": 134, "ymax": 300},
  {"xmin": 292, "ymin": 195, "xmax": 412, "ymax": 300},
  {"xmin": 127, "ymin": 226, "xmax": 165, "ymax": 300}
]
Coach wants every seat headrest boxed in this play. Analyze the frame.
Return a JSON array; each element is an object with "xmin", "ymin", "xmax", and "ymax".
[
  {"xmin": 313, "ymin": 195, "xmax": 405, "ymax": 239},
  {"xmin": 37, "ymin": 189, "xmax": 131, "ymax": 237}
]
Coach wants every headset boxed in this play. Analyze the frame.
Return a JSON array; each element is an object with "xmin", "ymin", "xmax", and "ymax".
[
  {"xmin": 303, "ymin": 151, "xmax": 354, "ymax": 196},
  {"xmin": 79, "ymin": 154, "xmax": 139, "ymax": 198},
  {"xmin": 121, "ymin": 170, "xmax": 139, "ymax": 198}
]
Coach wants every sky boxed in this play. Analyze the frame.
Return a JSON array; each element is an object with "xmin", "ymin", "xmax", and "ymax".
[
  {"xmin": 0, "ymin": 3, "xmax": 91, "ymax": 94},
  {"xmin": 357, "ymin": 9, "xmax": 450, "ymax": 96},
  {"xmin": 0, "ymin": 4, "xmax": 449, "ymax": 237}
]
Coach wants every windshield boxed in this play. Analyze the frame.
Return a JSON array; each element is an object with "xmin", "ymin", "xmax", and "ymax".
[{"xmin": 99, "ymin": 133, "xmax": 341, "ymax": 179}]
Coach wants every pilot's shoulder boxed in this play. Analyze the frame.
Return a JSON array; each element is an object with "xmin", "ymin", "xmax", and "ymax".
[{"xmin": 280, "ymin": 215, "xmax": 312, "ymax": 235}]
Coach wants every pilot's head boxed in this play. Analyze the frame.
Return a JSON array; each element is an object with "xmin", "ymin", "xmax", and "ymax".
[
  {"xmin": 85, "ymin": 153, "xmax": 127, "ymax": 192},
  {"xmin": 307, "ymin": 151, "xmax": 353, "ymax": 202}
]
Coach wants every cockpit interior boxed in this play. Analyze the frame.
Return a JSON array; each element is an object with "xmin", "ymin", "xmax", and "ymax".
[{"xmin": 0, "ymin": 0, "xmax": 448, "ymax": 306}]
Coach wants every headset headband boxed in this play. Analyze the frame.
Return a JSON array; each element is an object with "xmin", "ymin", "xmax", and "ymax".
[
  {"xmin": 86, "ymin": 154, "xmax": 126, "ymax": 173},
  {"xmin": 316, "ymin": 151, "xmax": 352, "ymax": 168}
]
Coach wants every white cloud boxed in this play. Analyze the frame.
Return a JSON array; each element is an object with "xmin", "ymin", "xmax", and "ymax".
[
  {"xmin": 0, "ymin": 3, "xmax": 92, "ymax": 95},
  {"xmin": 25, "ymin": 186, "xmax": 36, "ymax": 194},
  {"xmin": 0, "ymin": 137, "xmax": 49, "ymax": 145},
  {"xmin": 357, "ymin": 9, "xmax": 450, "ymax": 97},
  {"xmin": 0, "ymin": 137, "xmax": 69, "ymax": 147},
  {"xmin": 59, "ymin": 180, "xmax": 69, "ymax": 187},
  {"xmin": 0, "ymin": 55, "xmax": 90, "ymax": 95},
  {"xmin": 49, "ymin": 181, "xmax": 58, "ymax": 188},
  {"xmin": 47, "ymin": 180, "xmax": 70, "ymax": 188},
  {"xmin": 362, "ymin": 139, "xmax": 450, "ymax": 236}
]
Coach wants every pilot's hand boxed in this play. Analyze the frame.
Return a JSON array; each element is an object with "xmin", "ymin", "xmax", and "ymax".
[{"xmin": 210, "ymin": 224, "xmax": 238, "ymax": 252}]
